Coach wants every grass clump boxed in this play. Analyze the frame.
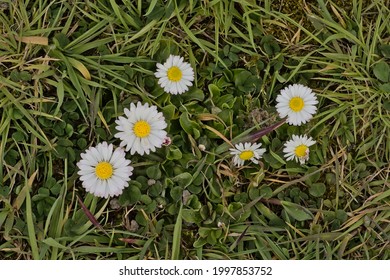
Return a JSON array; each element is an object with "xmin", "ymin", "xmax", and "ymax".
[{"xmin": 0, "ymin": 0, "xmax": 389, "ymax": 260}]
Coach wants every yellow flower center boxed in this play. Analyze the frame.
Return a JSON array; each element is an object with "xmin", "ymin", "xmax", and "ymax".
[
  {"xmin": 133, "ymin": 120, "xmax": 151, "ymax": 138},
  {"xmin": 289, "ymin": 97, "xmax": 305, "ymax": 112},
  {"xmin": 167, "ymin": 66, "xmax": 182, "ymax": 82},
  {"xmin": 239, "ymin": 150, "xmax": 254, "ymax": 160},
  {"xmin": 95, "ymin": 162, "xmax": 113, "ymax": 180},
  {"xmin": 295, "ymin": 144, "xmax": 308, "ymax": 158}
]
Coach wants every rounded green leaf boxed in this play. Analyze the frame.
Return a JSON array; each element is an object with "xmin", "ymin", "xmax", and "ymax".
[
  {"xmin": 12, "ymin": 131, "xmax": 26, "ymax": 142},
  {"xmin": 172, "ymin": 172, "xmax": 192, "ymax": 188},
  {"xmin": 166, "ymin": 145, "xmax": 182, "ymax": 160},
  {"xmin": 77, "ymin": 138, "xmax": 88, "ymax": 149},
  {"xmin": 309, "ymin": 183, "xmax": 326, "ymax": 197},
  {"xmin": 119, "ymin": 183, "xmax": 141, "ymax": 205},
  {"xmin": 162, "ymin": 104, "xmax": 176, "ymax": 120},
  {"xmin": 373, "ymin": 61, "xmax": 390, "ymax": 82},
  {"xmin": 170, "ymin": 186, "xmax": 183, "ymax": 202},
  {"xmin": 146, "ymin": 164, "xmax": 162, "ymax": 180},
  {"xmin": 181, "ymin": 209, "xmax": 201, "ymax": 224}
]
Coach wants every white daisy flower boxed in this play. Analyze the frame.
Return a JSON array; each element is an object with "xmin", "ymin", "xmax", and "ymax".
[
  {"xmin": 275, "ymin": 84, "xmax": 318, "ymax": 126},
  {"xmin": 283, "ymin": 134, "xmax": 316, "ymax": 164},
  {"xmin": 114, "ymin": 102, "xmax": 168, "ymax": 155},
  {"xmin": 77, "ymin": 142, "xmax": 133, "ymax": 198},
  {"xmin": 154, "ymin": 54, "xmax": 194, "ymax": 95},
  {"xmin": 229, "ymin": 142, "xmax": 266, "ymax": 167}
]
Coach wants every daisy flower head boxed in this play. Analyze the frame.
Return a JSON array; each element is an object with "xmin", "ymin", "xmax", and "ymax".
[
  {"xmin": 77, "ymin": 142, "xmax": 133, "ymax": 198},
  {"xmin": 154, "ymin": 54, "xmax": 194, "ymax": 95},
  {"xmin": 283, "ymin": 134, "xmax": 316, "ymax": 164},
  {"xmin": 114, "ymin": 102, "xmax": 168, "ymax": 155},
  {"xmin": 229, "ymin": 142, "xmax": 266, "ymax": 167},
  {"xmin": 275, "ymin": 84, "xmax": 318, "ymax": 126}
]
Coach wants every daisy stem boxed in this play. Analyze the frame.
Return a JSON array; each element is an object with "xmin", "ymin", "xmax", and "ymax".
[
  {"xmin": 244, "ymin": 118, "xmax": 287, "ymax": 143},
  {"xmin": 215, "ymin": 118, "xmax": 287, "ymax": 154},
  {"xmin": 77, "ymin": 195, "xmax": 109, "ymax": 237}
]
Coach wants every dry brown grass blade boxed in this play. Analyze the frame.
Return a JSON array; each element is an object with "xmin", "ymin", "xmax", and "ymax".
[{"xmin": 17, "ymin": 36, "xmax": 49, "ymax": 45}]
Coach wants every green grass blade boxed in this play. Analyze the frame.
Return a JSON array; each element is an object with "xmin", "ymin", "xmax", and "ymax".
[
  {"xmin": 171, "ymin": 203, "xmax": 183, "ymax": 260},
  {"xmin": 25, "ymin": 171, "xmax": 40, "ymax": 260}
]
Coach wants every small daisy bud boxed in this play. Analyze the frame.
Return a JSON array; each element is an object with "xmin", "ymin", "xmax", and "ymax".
[
  {"xmin": 217, "ymin": 221, "xmax": 225, "ymax": 228},
  {"xmin": 162, "ymin": 136, "xmax": 172, "ymax": 146},
  {"xmin": 198, "ymin": 144, "xmax": 206, "ymax": 151}
]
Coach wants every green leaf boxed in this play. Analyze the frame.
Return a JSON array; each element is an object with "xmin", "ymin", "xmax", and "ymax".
[
  {"xmin": 206, "ymin": 228, "xmax": 222, "ymax": 245},
  {"xmin": 172, "ymin": 172, "xmax": 193, "ymax": 188},
  {"xmin": 63, "ymin": 101, "xmax": 78, "ymax": 112},
  {"xmin": 10, "ymin": 69, "xmax": 21, "ymax": 81},
  {"xmin": 149, "ymin": 182, "xmax": 162, "ymax": 197},
  {"xmin": 181, "ymin": 209, "xmax": 201, "ymax": 224},
  {"xmin": 193, "ymin": 237, "xmax": 207, "ymax": 248},
  {"xmin": 383, "ymin": 99, "xmax": 390, "ymax": 111},
  {"xmin": 228, "ymin": 52, "xmax": 239, "ymax": 62},
  {"xmin": 57, "ymin": 138, "xmax": 73, "ymax": 147},
  {"xmin": 55, "ymin": 146, "xmax": 67, "ymax": 158},
  {"xmin": 12, "ymin": 131, "xmax": 26, "ymax": 142},
  {"xmin": 263, "ymin": 153, "xmax": 284, "ymax": 169},
  {"xmin": 379, "ymin": 44, "xmax": 390, "ymax": 58},
  {"xmin": 140, "ymin": 194, "xmax": 152, "ymax": 205},
  {"xmin": 233, "ymin": 69, "xmax": 252, "ymax": 87},
  {"xmin": 146, "ymin": 164, "xmax": 162, "ymax": 180},
  {"xmin": 309, "ymin": 183, "xmax": 326, "ymax": 197},
  {"xmin": 208, "ymin": 84, "xmax": 221, "ymax": 98},
  {"xmin": 166, "ymin": 145, "xmax": 182, "ymax": 160},
  {"xmin": 65, "ymin": 123, "xmax": 74, "ymax": 137},
  {"xmin": 42, "ymin": 238, "xmax": 68, "ymax": 249},
  {"xmin": 162, "ymin": 104, "xmax": 176, "ymax": 120},
  {"xmin": 144, "ymin": 0, "xmax": 159, "ymax": 16},
  {"xmin": 379, "ymin": 83, "xmax": 390, "ymax": 93},
  {"xmin": 181, "ymin": 88, "xmax": 204, "ymax": 102},
  {"xmin": 335, "ymin": 209, "xmax": 348, "ymax": 223},
  {"xmin": 77, "ymin": 138, "xmax": 88, "ymax": 149},
  {"xmin": 12, "ymin": 109, "xmax": 24, "ymax": 120},
  {"xmin": 53, "ymin": 33, "xmax": 70, "ymax": 49},
  {"xmin": 19, "ymin": 71, "xmax": 32, "ymax": 81},
  {"xmin": 356, "ymin": 140, "xmax": 376, "ymax": 157},
  {"xmin": 373, "ymin": 61, "xmax": 390, "ymax": 82},
  {"xmin": 259, "ymin": 186, "xmax": 273, "ymax": 199},
  {"xmin": 170, "ymin": 186, "xmax": 183, "ymax": 202},
  {"xmin": 119, "ymin": 183, "xmax": 141, "ymax": 205},
  {"xmin": 0, "ymin": 209, "xmax": 9, "ymax": 232},
  {"xmin": 304, "ymin": 166, "xmax": 320, "ymax": 185},
  {"xmin": 179, "ymin": 112, "xmax": 201, "ymax": 139},
  {"xmin": 269, "ymin": 150, "xmax": 286, "ymax": 165},
  {"xmin": 281, "ymin": 200, "xmax": 313, "ymax": 221}
]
